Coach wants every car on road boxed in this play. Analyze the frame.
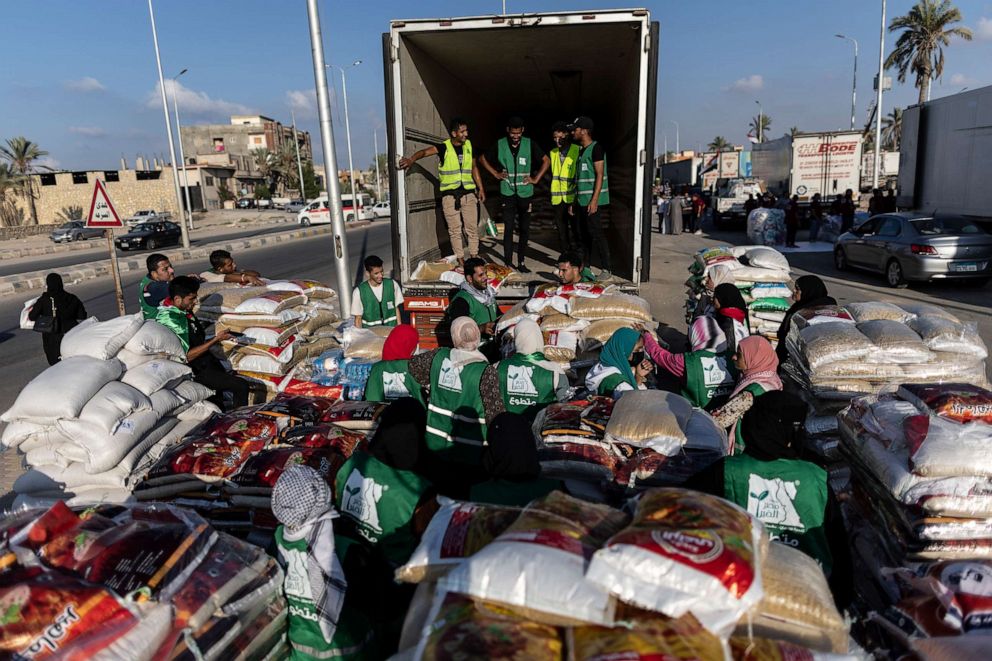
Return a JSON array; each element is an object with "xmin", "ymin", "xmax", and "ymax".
[
  {"xmin": 236, "ymin": 197, "xmax": 256, "ymax": 209},
  {"xmin": 114, "ymin": 221, "xmax": 182, "ymax": 252},
  {"xmin": 49, "ymin": 221, "xmax": 105, "ymax": 243},
  {"xmin": 834, "ymin": 212, "xmax": 992, "ymax": 288},
  {"xmin": 371, "ymin": 201, "xmax": 391, "ymax": 219},
  {"xmin": 284, "ymin": 199, "xmax": 305, "ymax": 213},
  {"xmin": 125, "ymin": 209, "xmax": 169, "ymax": 228},
  {"xmin": 257, "ymin": 198, "xmax": 273, "ymax": 209}
]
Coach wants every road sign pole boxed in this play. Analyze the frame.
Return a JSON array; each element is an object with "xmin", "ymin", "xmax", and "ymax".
[
  {"xmin": 105, "ymin": 230, "xmax": 127, "ymax": 316},
  {"xmin": 86, "ymin": 179, "xmax": 128, "ymax": 317}
]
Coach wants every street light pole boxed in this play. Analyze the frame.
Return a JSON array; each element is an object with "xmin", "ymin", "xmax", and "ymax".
[
  {"xmin": 147, "ymin": 0, "xmax": 189, "ymax": 249},
  {"xmin": 291, "ymin": 110, "xmax": 306, "ymax": 201},
  {"xmin": 754, "ymin": 100, "xmax": 762, "ymax": 143},
  {"xmin": 835, "ymin": 34, "xmax": 858, "ymax": 130},
  {"xmin": 668, "ymin": 120, "xmax": 679, "ymax": 154},
  {"xmin": 171, "ymin": 68, "xmax": 195, "ymax": 231},
  {"xmin": 873, "ymin": 0, "xmax": 886, "ymax": 188},
  {"xmin": 306, "ymin": 0, "xmax": 351, "ymax": 316},
  {"xmin": 328, "ymin": 61, "xmax": 361, "ymax": 222},
  {"xmin": 373, "ymin": 130, "xmax": 382, "ymax": 201}
]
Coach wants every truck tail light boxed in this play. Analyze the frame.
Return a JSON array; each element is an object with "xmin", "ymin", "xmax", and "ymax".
[{"xmin": 911, "ymin": 244, "xmax": 938, "ymax": 256}]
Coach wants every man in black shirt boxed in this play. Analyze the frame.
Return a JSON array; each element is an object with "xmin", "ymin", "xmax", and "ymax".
[{"xmin": 479, "ymin": 116, "xmax": 550, "ymax": 273}]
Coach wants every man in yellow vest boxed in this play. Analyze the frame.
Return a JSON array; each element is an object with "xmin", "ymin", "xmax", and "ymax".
[
  {"xmin": 549, "ymin": 121, "xmax": 580, "ymax": 254},
  {"xmin": 398, "ymin": 117, "xmax": 485, "ymax": 268}
]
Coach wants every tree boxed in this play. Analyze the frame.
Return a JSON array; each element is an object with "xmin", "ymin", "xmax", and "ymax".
[
  {"xmin": 788, "ymin": 126, "xmax": 800, "ymax": 137},
  {"xmin": 217, "ymin": 180, "xmax": 235, "ymax": 202},
  {"xmin": 251, "ymin": 148, "xmax": 278, "ymax": 191},
  {"xmin": 886, "ymin": 0, "xmax": 972, "ymax": 105},
  {"xmin": 707, "ymin": 136, "xmax": 732, "ymax": 152},
  {"xmin": 254, "ymin": 183, "xmax": 272, "ymax": 200},
  {"xmin": 0, "ymin": 137, "xmax": 49, "ymax": 225},
  {"xmin": 275, "ymin": 142, "xmax": 300, "ymax": 192},
  {"xmin": 749, "ymin": 115, "xmax": 772, "ymax": 142},
  {"xmin": 0, "ymin": 163, "xmax": 25, "ymax": 227},
  {"xmin": 301, "ymin": 161, "xmax": 320, "ymax": 200},
  {"xmin": 882, "ymin": 108, "xmax": 904, "ymax": 150},
  {"xmin": 56, "ymin": 205, "xmax": 84, "ymax": 221}
]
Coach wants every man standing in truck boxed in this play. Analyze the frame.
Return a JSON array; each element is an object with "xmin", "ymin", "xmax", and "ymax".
[
  {"xmin": 397, "ymin": 117, "xmax": 485, "ymax": 267},
  {"xmin": 571, "ymin": 116, "xmax": 612, "ymax": 273},
  {"xmin": 480, "ymin": 117, "xmax": 550, "ymax": 273},
  {"xmin": 549, "ymin": 121, "xmax": 581, "ymax": 253}
]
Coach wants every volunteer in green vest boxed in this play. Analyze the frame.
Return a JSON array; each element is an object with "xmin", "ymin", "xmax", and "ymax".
[
  {"xmin": 398, "ymin": 117, "xmax": 485, "ymax": 268},
  {"xmin": 482, "ymin": 318, "xmax": 565, "ymax": 420},
  {"xmin": 549, "ymin": 121, "xmax": 581, "ymax": 253},
  {"xmin": 479, "ymin": 116, "xmax": 550, "ymax": 272},
  {"xmin": 685, "ymin": 390, "xmax": 852, "ymax": 607},
  {"xmin": 584, "ymin": 327, "xmax": 653, "ymax": 399},
  {"xmin": 556, "ymin": 250, "xmax": 596, "ymax": 286},
  {"xmin": 570, "ymin": 116, "xmax": 612, "ymax": 273},
  {"xmin": 139, "ymin": 253, "xmax": 174, "ymax": 319},
  {"xmin": 272, "ymin": 465, "xmax": 375, "ymax": 660},
  {"xmin": 711, "ymin": 335, "xmax": 784, "ymax": 455},
  {"xmin": 448, "ymin": 257, "xmax": 500, "ymax": 341},
  {"xmin": 409, "ymin": 317, "xmax": 491, "ymax": 466},
  {"xmin": 642, "ymin": 316, "xmax": 738, "ymax": 410},
  {"xmin": 351, "ymin": 255, "xmax": 404, "ymax": 328},
  {"xmin": 364, "ymin": 324, "xmax": 424, "ymax": 405},
  {"xmin": 470, "ymin": 412, "xmax": 564, "ymax": 507},
  {"xmin": 334, "ymin": 398, "xmax": 439, "ymax": 567}
]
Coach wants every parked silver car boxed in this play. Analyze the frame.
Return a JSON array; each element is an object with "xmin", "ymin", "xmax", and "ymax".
[
  {"xmin": 49, "ymin": 221, "xmax": 105, "ymax": 243},
  {"xmin": 834, "ymin": 212, "xmax": 992, "ymax": 287}
]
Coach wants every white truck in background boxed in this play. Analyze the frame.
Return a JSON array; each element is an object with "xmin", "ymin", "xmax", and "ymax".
[{"xmin": 751, "ymin": 130, "xmax": 864, "ymax": 203}]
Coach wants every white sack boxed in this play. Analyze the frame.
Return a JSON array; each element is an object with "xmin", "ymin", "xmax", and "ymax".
[
  {"xmin": 149, "ymin": 389, "xmax": 187, "ymax": 417},
  {"xmin": 77, "ymin": 381, "xmax": 152, "ymax": 432},
  {"xmin": 178, "ymin": 400, "xmax": 221, "ymax": 422},
  {"xmin": 57, "ymin": 409, "xmax": 161, "ymax": 474},
  {"xmin": 123, "ymin": 319, "xmax": 187, "ymax": 360},
  {"xmin": 60, "ymin": 314, "xmax": 144, "ymax": 360},
  {"xmin": 1, "ymin": 357, "xmax": 124, "ymax": 424},
  {"xmin": 120, "ymin": 359, "xmax": 192, "ymax": 395}
]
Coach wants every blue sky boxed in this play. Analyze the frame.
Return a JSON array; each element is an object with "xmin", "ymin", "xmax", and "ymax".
[{"xmin": 1, "ymin": 0, "xmax": 990, "ymax": 171}]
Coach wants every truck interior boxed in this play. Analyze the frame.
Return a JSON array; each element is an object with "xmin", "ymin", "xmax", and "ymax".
[{"xmin": 386, "ymin": 16, "xmax": 656, "ymax": 283}]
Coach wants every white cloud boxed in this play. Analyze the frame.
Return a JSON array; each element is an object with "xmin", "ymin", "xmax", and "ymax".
[
  {"xmin": 36, "ymin": 156, "xmax": 61, "ymax": 170},
  {"xmin": 68, "ymin": 126, "xmax": 106, "ymax": 137},
  {"xmin": 976, "ymin": 17, "xmax": 992, "ymax": 40},
  {"xmin": 64, "ymin": 77, "xmax": 106, "ymax": 93},
  {"xmin": 286, "ymin": 89, "xmax": 321, "ymax": 119},
  {"xmin": 727, "ymin": 74, "xmax": 764, "ymax": 93},
  {"xmin": 949, "ymin": 73, "xmax": 970, "ymax": 85},
  {"xmin": 145, "ymin": 80, "xmax": 253, "ymax": 117}
]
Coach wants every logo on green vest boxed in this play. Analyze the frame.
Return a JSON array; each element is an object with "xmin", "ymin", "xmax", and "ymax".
[
  {"xmin": 341, "ymin": 469, "xmax": 384, "ymax": 533},
  {"xmin": 507, "ymin": 365, "xmax": 538, "ymax": 396},
  {"xmin": 701, "ymin": 356, "xmax": 732, "ymax": 388},
  {"xmin": 383, "ymin": 371, "xmax": 411, "ymax": 399},
  {"xmin": 283, "ymin": 546, "xmax": 314, "ymax": 601},
  {"xmin": 438, "ymin": 358, "xmax": 462, "ymax": 392},
  {"xmin": 747, "ymin": 474, "xmax": 803, "ymax": 530}
]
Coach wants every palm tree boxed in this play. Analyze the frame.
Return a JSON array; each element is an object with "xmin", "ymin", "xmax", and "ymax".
[
  {"xmin": 708, "ymin": 136, "xmax": 732, "ymax": 152},
  {"xmin": 881, "ymin": 108, "xmax": 903, "ymax": 150},
  {"xmin": 275, "ymin": 142, "xmax": 299, "ymax": 192},
  {"xmin": 749, "ymin": 115, "xmax": 772, "ymax": 142},
  {"xmin": 0, "ymin": 163, "xmax": 24, "ymax": 227},
  {"xmin": 886, "ymin": 0, "xmax": 972, "ymax": 104},
  {"xmin": 789, "ymin": 126, "xmax": 800, "ymax": 137},
  {"xmin": 56, "ymin": 205, "xmax": 84, "ymax": 221},
  {"xmin": 251, "ymin": 148, "xmax": 278, "ymax": 191},
  {"xmin": 0, "ymin": 137, "xmax": 49, "ymax": 225}
]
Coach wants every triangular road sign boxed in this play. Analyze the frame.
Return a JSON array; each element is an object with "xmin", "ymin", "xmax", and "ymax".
[{"xmin": 86, "ymin": 179, "xmax": 124, "ymax": 228}]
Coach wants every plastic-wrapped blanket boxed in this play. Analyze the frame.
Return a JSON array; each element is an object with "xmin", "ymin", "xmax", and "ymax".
[{"xmin": 746, "ymin": 208, "xmax": 786, "ymax": 246}]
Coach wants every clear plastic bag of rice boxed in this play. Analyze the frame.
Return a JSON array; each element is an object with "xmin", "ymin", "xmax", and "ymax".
[
  {"xmin": 899, "ymin": 301, "xmax": 960, "ymax": 323},
  {"xmin": 342, "ymin": 326, "xmax": 386, "ymax": 359},
  {"xmin": 798, "ymin": 322, "xmax": 874, "ymax": 370},
  {"xmin": 539, "ymin": 313, "xmax": 590, "ymax": 333},
  {"xmin": 569, "ymin": 294, "xmax": 652, "ymax": 323},
  {"xmin": 847, "ymin": 301, "xmax": 916, "ymax": 323},
  {"xmin": 907, "ymin": 317, "xmax": 988, "ymax": 358},
  {"xmin": 603, "ymin": 391, "xmax": 692, "ymax": 455},
  {"xmin": 857, "ymin": 319, "xmax": 933, "ymax": 363},
  {"xmin": 581, "ymin": 319, "xmax": 639, "ymax": 351}
]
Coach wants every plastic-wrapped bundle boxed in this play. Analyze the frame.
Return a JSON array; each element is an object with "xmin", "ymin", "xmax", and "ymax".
[
  {"xmin": 569, "ymin": 293, "xmax": 652, "ymax": 323},
  {"xmin": 749, "ymin": 282, "xmax": 792, "ymax": 299},
  {"xmin": 569, "ymin": 613, "xmax": 725, "ymax": 661},
  {"xmin": 857, "ymin": 319, "xmax": 933, "ymax": 364},
  {"xmin": 691, "ymin": 246, "xmax": 738, "ymax": 276},
  {"xmin": 746, "ymin": 208, "xmax": 786, "ymax": 246},
  {"xmin": 342, "ymin": 326, "xmax": 386, "ymax": 360},
  {"xmin": 818, "ymin": 215, "xmax": 843, "ymax": 243},
  {"xmin": 749, "ymin": 297, "xmax": 790, "ymax": 313},
  {"xmin": 899, "ymin": 301, "xmax": 960, "ymax": 323},
  {"xmin": 847, "ymin": 301, "xmax": 915, "ymax": 323},
  {"xmin": 581, "ymin": 319, "xmax": 640, "ymax": 351},
  {"xmin": 539, "ymin": 313, "xmax": 589, "ymax": 332},
  {"xmin": 496, "ymin": 300, "xmax": 534, "ymax": 333},
  {"xmin": 908, "ymin": 316, "xmax": 988, "ymax": 358},
  {"xmin": 798, "ymin": 322, "xmax": 874, "ymax": 370},
  {"xmin": 603, "ymin": 391, "xmax": 692, "ymax": 455}
]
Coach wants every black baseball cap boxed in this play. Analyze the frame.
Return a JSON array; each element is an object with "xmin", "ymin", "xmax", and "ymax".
[{"xmin": 568, "ymin": 116, "xmax": 594, "ymax": 130}]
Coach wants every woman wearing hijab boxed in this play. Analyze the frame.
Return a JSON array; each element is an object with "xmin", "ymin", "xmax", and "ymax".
[
  {"xmin": 711, "ymin": 335, "xmax": 783, "ymax": 454},
  {"xmin": 28, "ymin": 273, "xmax": 87, "ymax": 365},
  {"xmin": 481, "ymin": 318, "xmax": 567, "ymax": 421},
  {"xmin": 687, "ymin": 263, "xmax": 735, "ymax": 322},
  {"xmin": 585, "ymin": 327, "xmax": 653, "ymax": 398},
  {"xmin": 711, "ymin": 282, "xmax": 750, "ymax": 353},
  {"xmin": 775, "ymin": 275, "xmax": 835, "ymax": 365},
  {"xmin": 642, "ymin": 315, "xmax": 737, "ymax": 410},
  {"xmin": 408, "ymin": 317, "xmax": 491, "ymax": 466},
  {"xmin": 364, "ymin": 324, "xmax": 424, "ymax": 405},
  {"xmin": 685, "ymin": 391, "xmax": 852, "ymax": 606},
  {"xmin": 470, "ymin": 412, "xmax": 564, "ymax": 506}
]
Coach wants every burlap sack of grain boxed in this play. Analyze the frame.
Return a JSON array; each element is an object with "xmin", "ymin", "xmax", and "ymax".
[
  {"xmin": 197, "ymin": 286, "xmax": 269, "ymax": 313},
  {"xmin": 604, "ymin": 391, "xmax": 691, "ymax": 455},
  {"xmin": 846, "ymin": 301, "xmax": 915, "ymax": 323},
  {"xmin": 581, "ymin": 319, "xmax": 640, "ymax": 351},
  {"xmin": 857, "ymin": 319, "xmax": 933, "ymax": 363},
  {"xmin": 296, "ymin": 307, "xmax": 340, "ymax": 336},
  {"xmin": 570, "ymin": 293, "xmax": 652, "ymax": 323},
  {"xmin": 908, "ymin": 317, "xmax": 988, "ymax": 358},
  {"xmin": 798, "ymin": 322, "xmax": 874, "ymax": 370},
  {"xmin": 539, "ymin": 313, "xmax": 590, "ymax": 333},
  {"xmin": 736, "ymin": 542, "xmax": 848, "ymax": 653}
]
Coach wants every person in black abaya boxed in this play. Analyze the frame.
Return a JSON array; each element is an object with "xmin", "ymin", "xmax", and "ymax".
[
  {"xmin": 470, "ymin": 412, "xmax": 564, "ymax": 506},
  {"xmin": 775, "ymin": 275, "xmax": 836, "ymax": 365},
  {"xmin": 27, "ymin": 273, "xmax": 87, "ymax": 365}
]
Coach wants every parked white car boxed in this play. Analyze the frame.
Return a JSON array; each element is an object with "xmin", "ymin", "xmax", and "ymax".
[
  {"xmin": 371, "ymin": 201, "xmax": 391, "ymax": 219},
  {"xmin": 297, "ymin": 195, "xmax": 373, "ymax": 226}
]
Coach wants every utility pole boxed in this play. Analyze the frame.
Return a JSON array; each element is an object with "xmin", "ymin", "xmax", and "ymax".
[
  {"xmin": 329, "ymin": 61, "xmax": 361, "ymax": 220},
  {"xmin": 668, "ymin": 120, "xmax": 679, "ymax": 154},
  {"xmin": 291, "ymin": 110, "xmax": 306, "ymax": 201},
  {"xmin": 835, "ymin": 35, "xmax": 858, "ymax": 130},
  {"xmin": 171, "ymin": 68, "xmax": 195, "ymax": 231},
  {"xmin": 373, "ymin": 130, "xmax": 382, "ymax": 201},
  {"xmin": 755, "ymin": 100, "xmax": 763, "ymax": 143},
  {"xmin": 306, "ymin": 0, "xmax": 351, "ymax": 316},
  {"xmin": 873, "ymin": 0, "xmax": 886, "ymax": 188}
]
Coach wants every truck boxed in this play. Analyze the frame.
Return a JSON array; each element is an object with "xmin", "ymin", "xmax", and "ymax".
[
  {"xmin": 384, "ymin": 8, "xmax": 659, "ymax": 341},
  {"xmin": 898, "ymin": 85, "xmax": 992, "ymax": 224},
  {"xmin": 712, "ymin": 177, "xmax": 764, "ymax": 226},
  {"xmin": 125, "ymin": 209, "xmax": 171, "ymax": 228},
  {"xmin": 660, "ymin": 157, "xmax": 700, "ymax": 189},
  {"xmin": 751, "ymin": 130, "xmax": 864, "ymax": 203}
]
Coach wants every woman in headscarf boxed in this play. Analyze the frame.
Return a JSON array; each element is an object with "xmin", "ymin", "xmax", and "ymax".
[
  {"xmin": 710, "ymin": 335, "xmax": 783, "ymax": 454},
  {"xmin": 687, "ymin": 263, "xmax": 735, "ymax": 321},
  {"xmin": 685, "ymin": 391, "xmax": 852, "ymax": 607},
  {"xmin": 642, "ymin": 315, "xmax": 736, "ymax": 410},
  {"xmin": 711, "ymin": 282, "xmax": 750, "ymax": 353},
  {"xmin": 408, "ymin": 316, "xmax": 491, "ymax": 466},
  {"xmin": 28, "ymin": 273, "xmax": 87, "ymax": 365},
  {"xmin": 584, "ymin": 327, "xmax": 653, "ymax": 398},
  {"xmin": 364, "ymin": 324, "xmax": 424, "ymax": 405},
  {"xmin": 470, "ymin": 412, "xmax": 565, "ymax": 506},
  {"xmin": 775, "ymin": 275, "xmax": 835, "ymax": 365},
  {"xmin": 480, "ymin": 318, "xmax": 567, "ymax": 422}
]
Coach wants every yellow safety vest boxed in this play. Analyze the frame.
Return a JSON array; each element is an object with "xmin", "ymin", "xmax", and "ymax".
[
  {"xmin": 438, "ymin": 139, "xmax": 476, "ymax": 192},
  {"xmin": 550, "ymin": 143, "xmax": 579, "ymax": 205}
]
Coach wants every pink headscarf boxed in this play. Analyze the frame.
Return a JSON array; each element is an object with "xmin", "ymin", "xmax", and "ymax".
[{"xmin": 730, "ymin": 335, "xmax": 783, "ymax": 397}]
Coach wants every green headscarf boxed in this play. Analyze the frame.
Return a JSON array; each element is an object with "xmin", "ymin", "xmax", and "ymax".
[{"xmin": 599, "ymin": 327, "xmax": 639, "ymax": 387}]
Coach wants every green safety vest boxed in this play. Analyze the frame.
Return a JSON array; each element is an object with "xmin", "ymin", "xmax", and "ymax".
[
  {"xmin": 682, "ymin": 350, "xmax": 737, "ymax": 410},
  {"xmin": 498, "ymin": 353, "xmax": 556, "ymax": 417},
  {"xmin": 733, "ymin": 384, "xmax": 769, "ymax": 455},
  {"xmin": 334, "ymin": 450, "xmax": 432, "ymax": 566},
  {"xmin": 550, "ymin": 143, "xmax": 580, "ymax": 205},
  {"xmin": 723, "ymin": 454, "xmax": 833, "ymax": 574},
  {"xmin": 597, "ymin": 372, "xmax": 628, "ymax": 397},
  {"xmin": 364, "ymin": 359, "xmax": 424, "ymax": 405},
  {"xmin": 576, "ymin": 140, "xmax": 610, "ymax": 206},
  {"xmin": 450, "ymin": 290, "xmax": 498, "ymax": 328},
  {"xmin": 357, "ymin": 279, "xmax": 398, "ymax": 327},
  {"xmin": 425, "ymin": 348, "xmax": 488, "ymax": 465},
  {"xmin": 438, "ymin": 139, "xmax": 476, "ymax": 192},
  {"xmin": 497, "ymin": 137, "xmax": 534, "ymax": 199},
  {"xmin": 580, "ymin": 267, "xmax": 596, "ymax": 282},
  {"xmin": 139, "ymin": 274, "xmax": 159, "ymax": 320}
]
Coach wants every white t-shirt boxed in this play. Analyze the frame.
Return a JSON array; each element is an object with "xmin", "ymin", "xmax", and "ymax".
[
  {"xmin": 351, "ymin": 279, "xmax": 404, "ymax": 317},
  {"xmin": 199, "ymin": 270, "xmax": 227, "ymax": 283}
]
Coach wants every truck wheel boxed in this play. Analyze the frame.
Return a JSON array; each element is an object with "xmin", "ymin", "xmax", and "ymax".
[
  {"xmin": 833, "ymin": 247, "xmax": 848, "ymax": 271},
  {"xmin": 886, "ymin": 259, "xmax": 907, "ymax": 288}
]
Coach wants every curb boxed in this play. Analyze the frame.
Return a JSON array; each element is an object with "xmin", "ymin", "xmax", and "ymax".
[{"xmin": 0, "ymin": 221, "xmax": 373, "ymax": 297}]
